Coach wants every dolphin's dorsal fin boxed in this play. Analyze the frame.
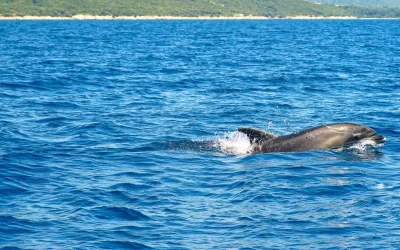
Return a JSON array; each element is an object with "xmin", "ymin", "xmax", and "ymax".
[{"xmin": 238, "ymin": 127, "xmax": 276, "ymax": 143}]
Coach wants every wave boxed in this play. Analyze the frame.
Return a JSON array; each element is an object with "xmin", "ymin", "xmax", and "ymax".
[
  {"xmin": 96, "ymin": 240, "xmax": 153, "ymax": 249},
  {"xmin": 91, "ymin": 206, "xmax": 151, "ymax": 221}
]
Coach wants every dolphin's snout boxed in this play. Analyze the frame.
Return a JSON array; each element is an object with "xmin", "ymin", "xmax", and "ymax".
[{"xmin": 370, "ymin": 135, "xmax": 386, "ymax": 143}]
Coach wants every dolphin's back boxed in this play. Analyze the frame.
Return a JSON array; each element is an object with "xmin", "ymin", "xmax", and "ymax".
[
  {"xmin": 239, "ymin": 123, "xmax": 360, "ymax": 154},
  {"xmin": 257, "ymin": 128, "xmax": 327, "ymax": 153}
]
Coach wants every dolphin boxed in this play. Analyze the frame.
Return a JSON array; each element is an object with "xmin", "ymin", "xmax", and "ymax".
[{"xmin": 238, "ymin": 123, "xmax": 386, "ymax": 154}]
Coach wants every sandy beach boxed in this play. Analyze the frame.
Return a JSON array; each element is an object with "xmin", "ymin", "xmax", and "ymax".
[
  {"xmin": 0, "ymin": 14, "xmax": 363, "ymax": 20},
  {"xmin": 1, "ymin": 14, "xmax": 399, "ymax": 20}
]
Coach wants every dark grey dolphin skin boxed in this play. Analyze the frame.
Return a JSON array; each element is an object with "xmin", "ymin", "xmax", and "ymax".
[{"xmin": 238, "ymin": 123, "xmax": 386, "ymax": 154}]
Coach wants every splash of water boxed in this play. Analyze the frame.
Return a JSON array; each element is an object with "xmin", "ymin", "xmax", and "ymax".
[
  {"xmin": 347, "ymin": 139, "xmax": 383, "ymax": 152},
  {"xmin": 213, "ymin": 131, "xmax": 251, "ymax": 155},
  {"xmin": 338, "ymin": 139, "xmax": 385, "ymax": 160}
]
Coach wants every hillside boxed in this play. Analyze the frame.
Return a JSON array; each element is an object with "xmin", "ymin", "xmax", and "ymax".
[
  {"xmin": 306, "ymin": 0, "xmax": 400, "ymax": 8},
  {"xmin": 0, "ymin": 0, "xmax": 399, "ymax": 18}
]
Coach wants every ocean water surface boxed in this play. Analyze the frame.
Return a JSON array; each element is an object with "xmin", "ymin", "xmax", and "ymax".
[{"xmin": 0, "ymin": 20, "xmax": 399, "ymax": 249}]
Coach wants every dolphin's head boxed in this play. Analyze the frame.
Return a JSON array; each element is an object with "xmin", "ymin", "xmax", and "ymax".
[{"xmin": 326, "ymin": 123, "xmax": 386, "ymax": 145}]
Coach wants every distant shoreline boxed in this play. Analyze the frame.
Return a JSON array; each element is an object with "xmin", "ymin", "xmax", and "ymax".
[{"xmin": 1, "ymin": 15, "xmax": 399, "ymax": 20}]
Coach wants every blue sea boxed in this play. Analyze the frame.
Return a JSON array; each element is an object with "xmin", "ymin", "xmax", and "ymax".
[{"xmin": 0, "ymin": 20, "xmax": 399, "ymax": 249}]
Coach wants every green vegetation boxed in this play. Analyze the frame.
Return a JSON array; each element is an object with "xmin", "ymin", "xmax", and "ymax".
[
  {"xmin": 341, "ymin": 5, "xmax": 400, "ymax": 17},
  {"xmin": 0, "ymin": 0, "xmax": 399, "ymax": 18},
  {"xmin": 306, "ymin": 0, "xmax": 400, "ymax": 8}
]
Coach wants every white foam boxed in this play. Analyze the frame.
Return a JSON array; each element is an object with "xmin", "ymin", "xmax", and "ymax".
[
  {"xmin": 214, "ymin": 131, "xmax": 251, "ymax": 155},
  {"xmin": 376, "ymin": 183, "xmax": 386, "ymax": 189},
  {"xmin": 348, "ymin": 139, "xmax": 382, "ymax": 152}
]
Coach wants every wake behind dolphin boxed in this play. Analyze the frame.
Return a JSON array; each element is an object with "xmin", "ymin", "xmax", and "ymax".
[
  {"xmin": 146, "ymin": 132, "xmax": 251, "ymax": 155},
  {"xmin": 238, "ymin": 123, "xmax": 386, "ymax": 154}
]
